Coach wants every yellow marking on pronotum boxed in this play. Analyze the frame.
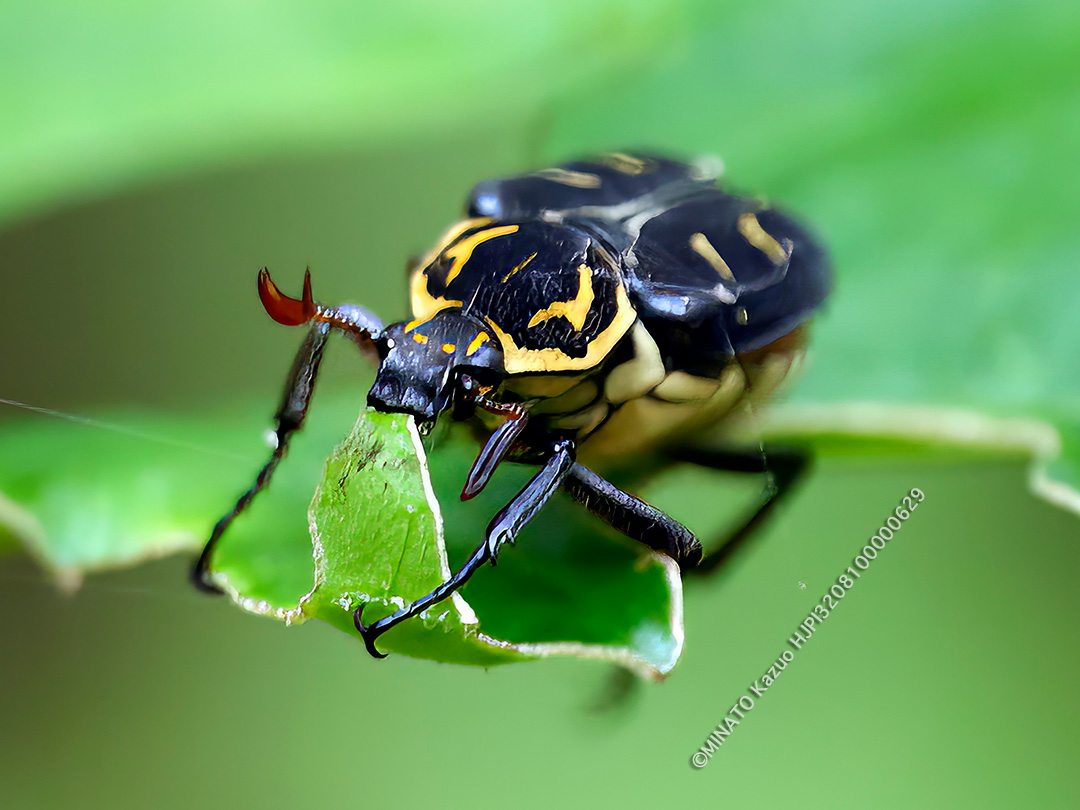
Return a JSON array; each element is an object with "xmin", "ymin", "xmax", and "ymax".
[
  {"xmin": 414, "ymin": 216, "xmax": 493, "ymax": 272},
  {"xmin": 737, "ymin": 212, "xmax": 791, "ymax": 265},
  {"xmin": 502, "ymin": 252, "xmax": 537, "ymax": 283},
  {"xmin": 443, "ymin": 225, "xmax": 520, "ymax": 284},
  {"xmin": 412, "ymin": 333, "xmax": 429, "ymax": 345},
  {"xmin": 534, "ymin": 168, "xmax": 601, "ymax": 188},
  {"xmin": 527, "ymin": 264, "xmax": 594, "ymax": 331},
  {"xmin": 689, "ymin": 232, "xmax": 736, "ymax": 283},
  {"xmin": 600, "ymin": 153, "xmax": 652, "ymax": 175},
  {"xmin": 466, "ymin": 332, "xmax": 490, "ymax": 357},
  {"xmin": 441, "ymin": 343, "xmax": 456, "ymax": 354},
  {"xmin": 484, "ymin": 280, "xmax": 637, "ymax": 374},
  {"xmin": 409, "ymin": 266, "xmax": 464, "ymax": 321}
]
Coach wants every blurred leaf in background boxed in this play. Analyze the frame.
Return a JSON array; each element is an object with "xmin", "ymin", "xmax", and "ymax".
[
  {"xmin": 0, "ymin": 0, "xmax": 680, "ymax": 226},
  {"xmin": 1, "ymin": 0, "xmax": 1078, "ymax": 807}
]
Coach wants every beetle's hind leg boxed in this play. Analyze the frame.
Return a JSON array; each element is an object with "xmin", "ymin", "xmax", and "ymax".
[
  {"xmin": 560, "ymin": 464, "xmax": 703, "ymax": 570},
  {"xmin": 670, "ymin": 445, "xmax": 809, "ymax": 578},
  {"xmin": 354, "ymin": 439, "xmax": 576, "ymax": 658}
]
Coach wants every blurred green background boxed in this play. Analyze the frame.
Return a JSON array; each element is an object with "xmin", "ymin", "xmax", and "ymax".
[{"xmin": 2, "ymin": 0, "xmax": 1078, "ymax": 807}]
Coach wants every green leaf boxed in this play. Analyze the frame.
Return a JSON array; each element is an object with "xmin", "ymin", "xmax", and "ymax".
[
  {"xmin": 0, "ymin": 400, "xmax": 342, "ymax": 594},
  {"xmin": 248, "ymin": 409, "xmax": 683, "ymax": 674},
  {"xmin": 0, "ymin": 399, "xmax": 681, "ymax": 678}
]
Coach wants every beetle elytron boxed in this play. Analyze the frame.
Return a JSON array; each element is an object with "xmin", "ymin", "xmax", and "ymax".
[{"xmin": 194, "ymin": 152, "xmax": 831, "ymax": 658}]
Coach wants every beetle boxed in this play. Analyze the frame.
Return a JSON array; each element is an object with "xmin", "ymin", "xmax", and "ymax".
[{"xmin": 194, "ymin": 152, "xmax": 831, "ymax": 658}]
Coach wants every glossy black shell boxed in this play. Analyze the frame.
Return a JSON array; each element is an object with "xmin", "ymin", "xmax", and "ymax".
[{"xmin": 411, "ymin": 152, "xmax": 830, "ymax": 378}]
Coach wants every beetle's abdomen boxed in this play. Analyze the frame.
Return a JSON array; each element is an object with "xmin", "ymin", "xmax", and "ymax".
[
  {"xmin": 583, "ymin": 328, "xmax": 805, "ymax": 466},
  {"xmin": 500, "ymin": 320, "xmax": 805, "ymax": 465},
  {"xmin": 496, "ymin": 320, "xmax": 659, "ymax": 434}
]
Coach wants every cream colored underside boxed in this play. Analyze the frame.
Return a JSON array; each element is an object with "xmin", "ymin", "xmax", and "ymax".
[{"xmin": 498, "ymin": 320, "xmax": 803, "ymax": 468}]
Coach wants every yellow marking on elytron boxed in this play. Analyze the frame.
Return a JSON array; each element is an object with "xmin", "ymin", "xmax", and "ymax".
[
  {"xmin": 441, "ymin": 343, "xmax": 456, "ymax": 354},
  {"xmin": 483, "ymin": 280, "xmax": 637, "ymax": 374},
  {"xmin": 404, "ymin": 317, "xmax": 428, "ymax": 332},
  {"xmin": 527, "ymin": 264, "xmax": 594, "ymax": 331},
  {"xmin": 737, "ymin": 212, "xmax": 791, "ymax": 265},
  {"xmin": 600, "ymin": 153, "xmax": 652, "ymax": 175},
  {"xmin": 443, "ymin": 224, "xmax": 520, "ymax": 284},
  {"xmin": 534, "ymin": 168, "xmax": 601, "ymax": 188},
  {"xmin": 502, "ymin": 252, "xmax": 537, "ymax": 283},
  {"xmin": 689, "ymin": 232, "xmax": 736, "ymax": 283},
  {"xmin": 736, "ymin": 306, "xmax": 749, "ymax": 325},
  {"xmin": 412, "ymin": 332, "xmax": 429, "ymax": 345},
  {"xmin": 410, "ymin": 266, "xmax": 464, "ymax": 321},
  {"xmin": 466, "ymin": 332, "xmax": 490, "ymax": 357}
]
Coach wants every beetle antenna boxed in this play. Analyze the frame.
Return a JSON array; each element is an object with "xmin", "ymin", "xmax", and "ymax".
[
  {"xmin": 258, "ymin": 267, "xmax": 317, "ymax": 326},
  {"xmin": 257, "ymin": 268, "xmax": 382, "ymax": 353},
  {"xmin": 461, "ymin": 399, "xmax": 528, "ymax": 500}
]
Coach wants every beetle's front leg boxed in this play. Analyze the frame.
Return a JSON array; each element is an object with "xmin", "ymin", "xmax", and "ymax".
[
  {"xmin": 194, "ymin": 269, "xmax": 383, "ymax": 593},
  {"xmin": 354, "ymin": 438, "xmax": 576, "ymax": 658},
  {"xmin": 193, "ymin": 320, "xmax": 331, "ymax": 593},
  {"xmin": 484, "ymin": 438, "xmax": 576, "ymax": 563}
]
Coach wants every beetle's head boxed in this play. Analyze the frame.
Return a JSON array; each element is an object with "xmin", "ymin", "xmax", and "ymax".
[{"xmin": 369, "ymin": 310, "xmax": 504, "ymax": 422}]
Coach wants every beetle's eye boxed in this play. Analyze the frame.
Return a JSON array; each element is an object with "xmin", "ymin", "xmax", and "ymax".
[{"xmin": 375, "ymin": 333, "xmax": 394, "ymax": 358}]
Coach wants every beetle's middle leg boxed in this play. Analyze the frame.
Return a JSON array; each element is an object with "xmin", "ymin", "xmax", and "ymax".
[
  {"xmin": 354, "ymin": 438, "xmax": 576, "ymax": 658},
  {"xmin": 561, "ymin": 464, "xmax": 703, "ymax": 570}
]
